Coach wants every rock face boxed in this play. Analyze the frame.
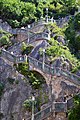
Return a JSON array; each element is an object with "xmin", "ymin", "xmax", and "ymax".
[
  {"xmin": 76, "ymin": 70, "xmax": 80, "ymax": 76},
  {"xmin": 52, "ymin": 75, "xmax": 80, "ymax": 102},
  {"xmin": 0, "ymin": 57, "xmax": 32, "ymax": 120},
  {"xmin": 0, "ymin": 57, "xmax": 50, "ymax": 120},
  {"xmin": 0, "ymin": 19, "xmax": 12, "ymax": 32},
  {"xmin": 57, "ymin": 36, "xmax": 65, "ymax": 45},
  {"xmin": 51, "ymin": 56, "xmax": 72, "ymax": 71}
]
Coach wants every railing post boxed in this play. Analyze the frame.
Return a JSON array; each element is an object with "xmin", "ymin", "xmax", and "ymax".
[
  {"xmin": 46, "ymin": 8, "xmax": 48, "ymax": 23},
  {"xmin": 27, "ymin": 25, "xmax": 30, "ymax": 44},
  {"xmin": 24, "ymin": 54, "xmax": 27, "ymax": 62},
  {"xmin": 31, "ymin": 95, "xmax": 35, "ymax": 120}
]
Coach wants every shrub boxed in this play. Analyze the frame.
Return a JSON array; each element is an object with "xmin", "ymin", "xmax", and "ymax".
[
  {"xmin": 8, "ymin": 20, "xmax": 20, "ymax": 28},
  {"xmin": 22, "ymin": 44, "xmax": 34, "ymax": 55},
  {"xmin": 0, "ymin": 35, "xmax": 10, "ymax": 46},
  {"xmin": 68, "ymin": 95, "xmax": 80, "ymax": 120},
  {"xmin": 23, "ymin": 98, "xmax": 36, "ymax": 112},
  {"xmin": 28, "ymin": 71, "xmax": 45, "ymax": 89},
  {"xmin": 46, "ymin": 38, "xmax": 80, "ymax": 71},
  {"xmin": 21, "ymin": 17, "xmax": 29, "ymax": 26},
  {"xmin": 16, "ymin": 62, "xmax": 28, "ymax": 76},
  {"xmin": 15, "ymin": 80, "xmax": 19, "ymax": 84}
]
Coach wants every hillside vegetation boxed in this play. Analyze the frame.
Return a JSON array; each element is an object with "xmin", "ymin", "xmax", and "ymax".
[
  {"xmin": 0, "ymin": 0, "xmax": 80, "ymax": 119},
  {"xmin": 0, "ymin": 0, "xmax": 79, "ymax": 27}
]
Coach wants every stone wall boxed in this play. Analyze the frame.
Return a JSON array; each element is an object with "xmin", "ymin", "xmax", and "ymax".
[
  {"xmin": 45, "ymin": 112, "xmax": 68, "ymax": 120},
  {"xmin": 16, "ymin": 33, "xmax": 28, "ymax": 42},
  {"xmin": 52, "ymin": 75, "xmax": 80, "ymax": 101}
]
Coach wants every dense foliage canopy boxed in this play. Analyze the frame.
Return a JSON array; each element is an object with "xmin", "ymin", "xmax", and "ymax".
[
  {"xmin": 68, "ymin": 95, "xmax": 80, "ymax": 120},
  {"xmin": 0, "ymin": 0, "xmax": 79, "ymax": 27}
]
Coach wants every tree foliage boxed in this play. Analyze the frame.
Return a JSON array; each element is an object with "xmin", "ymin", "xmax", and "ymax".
[
  {"xmin": 28, "ymin": 71, "xmax": 45, "ymax": 89},
  {"xmin": 68, "ymin": 95, "xmax": 80, "ymax": 120},
  {"xmin": 23, "ymin": 98, "xmax": 37, "ymax": 111},
  {"xmin": 0, "ymin": 0, "xmax": 79, "ymax": 27},
  {"xmin": 65, "ymin": 13, "xmax": 80, "ymax": 58}
]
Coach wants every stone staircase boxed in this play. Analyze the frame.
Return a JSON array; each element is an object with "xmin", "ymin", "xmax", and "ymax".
[
  {"xmin": 1, "ymin": 47, "xmax": 80, "ymax": 120},
  {"xmin": 1, "ymin": 47, "xmax": 80, "ymax": 86},
  {"xmin": 1, "ymin": 15, "xmax": 80, "ymax": 119},
  {"xmin": 26, "ymin": 94, "xmax": 80, "ymax": 120},
  {"xmin": 0, "ymin": 15, "xmax": 74, "ymax": 35}
]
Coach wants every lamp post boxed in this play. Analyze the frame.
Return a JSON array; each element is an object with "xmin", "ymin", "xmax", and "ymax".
[
  {"xmin": 46, "ymin": 8, "xmax": 48, "ymax": 23},
  {"xmin": 31, "ymin": 95, "xmax": 35, "ymax": 120},
  {"xmin": 20, "ymin": 26, "xmax": 25, "ymax": 41},
  {"xmin": 42, "ymin": 48, "xmax": 45, "ymax": 70},
  {"xmin": 27, "ymin": 25, "xmax": 30, "ymax": 43}
]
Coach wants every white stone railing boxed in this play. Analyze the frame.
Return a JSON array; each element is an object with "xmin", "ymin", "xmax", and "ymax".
[
  {"xmin": 27, "ymin": 104, "xmax": 52, "ymax": 120},
  {"xmin": 1, "ymin": 48, "xmax": 16, "ymax": 62},
  {"xmin": 28, "ymin": 56, "xmax": 80, "ymax": 86},
  {"xmin": 1, "ymin": 48, "xmax": 80, "ymax": 85},
  {"xmin": 0, "ymin": 15, "xmax": 74, "ymax": 35},
  {"xmin": 22, "ymin": 32, "xmax": 50, "ymax": 44},
  {"xmin": 1, "ymin": 48, "xmax": 80, "ymax": 120},
  {"xmin": 27, "ymin": 96, "xmax": 75, "ymax": 120}
]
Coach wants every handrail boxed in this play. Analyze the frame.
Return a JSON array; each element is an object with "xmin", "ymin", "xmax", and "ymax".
[
  {"xmin": 1, "ymin": 48, "xmax": 80, "ymax": 120},
  {"xmin": 22, "ymin": 32, "xmax": 50, "ymax": 44},
  {"xmin": 27, "ymin": 104, "xmax": 51, "ymax": 120},
  {"xmin": 28, "ymin": 56, "xmax": 80, "ymax": 86},
  {"xmin": 27, "ymin": 96, "xmax": 76, "ymax": 120},
  {"xmin": 0, "ymin": 15, "xmax": 74, "ymax": 34},
  {"xmin": 1, "ymin": 49, "xmax": 80, "ymax": 85}
]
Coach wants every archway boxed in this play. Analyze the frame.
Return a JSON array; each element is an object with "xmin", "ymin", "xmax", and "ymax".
[{"xmin": 28, "ymin": 70, "xmax": 50, "ymax": 110}]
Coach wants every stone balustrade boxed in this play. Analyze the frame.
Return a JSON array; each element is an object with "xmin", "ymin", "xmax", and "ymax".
[
  {"xmin": 27, "ymin": 96, "xmax": 75, "ymax": 120},
  {"xmin": 0, "ymin": 15, "xmax": 74, "ymax": 36},
  {"xmin": 60, "ymin": 68, "xmax": 80, "ymax": 84},
  {"xmin": 1, "ymin": 49, "xmax": 80, "ymax": 85},
  {"xmin": 27, "ymin": 19, "xmax": 46, "ymax": 30},
  {"xmin": 28, "ymin": 56, "xmax": 80, "ymax": 86},
  {"xmin": 53, "ymin": 102, "xmax": 67, "ymax": 112},
  {"xmin": 1, "ymin": 49, "xmax": 80, "ymax": 120},
  {"xmin": 28, "ymin": 32, "xmax": 50, "ymax": 43},
  {"xmin": 27, "ymin": 104, "xmax": 52, "ymax": 120},
  {"xmin": 67, "ymin": 97, "xmax": 74, "ymax": 109},
  {"xmin": 1, "ymin": 48, "xmax": 16, "ymax": 62},
  {"xmin": 21, "ymin": 32, "xmax": 50, "ymax": 44},
  {"xmin": 1, "ymin": 48, "xmax": 27, "ymax": 63}
]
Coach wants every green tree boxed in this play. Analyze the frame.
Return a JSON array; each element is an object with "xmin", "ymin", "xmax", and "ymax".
[
  {"xmin": 23, "ymin": 98, "xmax": 37, "ymax": 111},
  {"xmin": 16, "ymin": 62, "xmax": 28, "ymax": 76},
  {"xmin": 28, "ymin": 71, "xmax": 45, "ymax": 89},
  {"xmin": 0, "ymin": 35, "xmax": 11, "ymax": 47},
  {"xmin": 68, "ymin": 95, "xmax": 80, "ymax": 120}
]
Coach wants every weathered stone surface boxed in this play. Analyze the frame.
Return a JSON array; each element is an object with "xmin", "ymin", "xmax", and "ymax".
[
  {"xmin": 0, "ymin": 19, "xmax": 12, "ymax": 32},
  {"xmin": 51, "ymin": 57, "xmax": 72, "ymax": 71},
  {"xmin": 57, "ymin": 36, "xmax": 65, "ymax": 45},
  {"xmin": 0, "ymin": 57, "xmax": 32, "ymax": 120},
  {"xmin": 0, "ymin": 57, "xmax": 50, "ymax": 120},
  {"xmin": 76, "ymin": 70, "xmax": 80, "ymax": 76},
  {"xmin": 52, "ymin": 76, "xmax": 80, "ymax": 102}
]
